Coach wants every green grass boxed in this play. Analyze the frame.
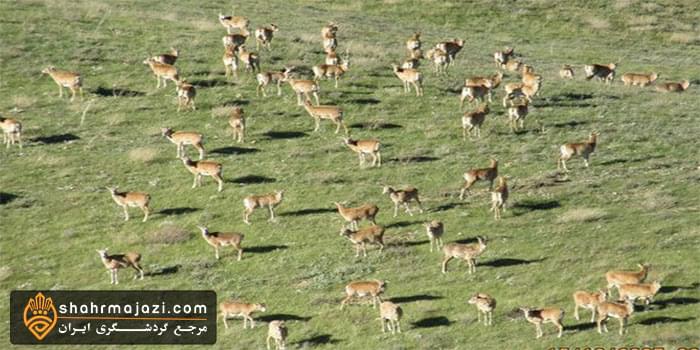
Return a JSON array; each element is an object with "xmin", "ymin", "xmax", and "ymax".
[{"xmin": 2, "ymin": 0, "xmax": 700, "ymax": 349}]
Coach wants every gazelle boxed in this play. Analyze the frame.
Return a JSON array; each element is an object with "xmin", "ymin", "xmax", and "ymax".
[
  {"xmin": 198, "ymin": 226, "xmax": 243, "ymax": 261},
  {"xmin": 584, "ymin": 63, "xmax": 616, "ymax": 83},
  {"xmin": 520, "ymin": 307, "xmax": 564, "ymax": 338},
  {"xmin": 465, "ymin": 72, "xmax": 503, "ymax": 90},
  {"xmin": 490, "ymin": 177, "xmax": 508, "ymax": 220},
  {"xmin": 402, "ymin": 48, "xmax": 423, "ymax": 69},
  {"xmin": 459, "ymin": 159, "xmax": 498, "ymax": 200},
  {"xmin": 573, "ymin": 289, "xmax": 608, "ymax": 322},
  {"xmin": 468, "ymin": 293, "xmax": 496, "ymax": 326},
  {"xmin": 255, "ymin": 24, "xmax": 279, "ymax": 51},
  {"xmin": 559, "ymin": 65, "xmax": 574, "ymax": 79},
  {"xmin": 229, "ymin": 107, "xmax": 245, "ymax": 143},
  {"xmin": 161, "ymin": 127, "xmax": 205, "ymax": 160},
  {"xmin": 558, "ymin": 132, "xmax": 598, "ymax": 172},
  {"xmin": 406, "ymin": 32, "xmax": 421, "ymax": 52},
  {"xmin": 379, "ymin": 301, "xmax": 403, "ymax": 334},
  {"xmin": 340, "ymin": 279, "xmax": 386, "ymax": 310},
  {"xmin": 493, "ymin": 47, "xmax": 515, "ymax": 67},
  {"xmin": 605, "ymin": 264, "xmax": 650, "ymax": 291},
  {"xmin": 339, "ymin": 225, "xmax": 385, "ymax": 257},
  {"xmin": 321, "ymin": 22, "xmax": 338, "ymax": 51},
  {"xmin": 143, "ymin": 58, "xmax": 179, "ymax": 88},
  {"xmin": 223, "ymin": 32, "xmax": 249, "ymax": 48},
  {"xmin": 343, "ymin": 137, "xmax": 381, "ymax": 167},
  {"xmin": 502, "ymin": 81, "xmax": 540, "ymax": 107},
  {"xmin": 596, "ymin": 299, "xmax": 634, "ymax": 335},
  {"xmin": 286, "ymin": 78, "xmax": 320, "ymax": 106},
  {"xmin": 391, "ymin": 64, "xmax": 423, "ymax": 96},
  {"xmin": 237, "ymin": 45, "xmax": 260, "ymax": 73},
  {"xmin": 152, "ymin": 47, "xmax": 179, "ymax": 65},
  {"xmin": 243, "ymin": 191, "xmax": 284, "ymax": 224},
  {"xmin": 325, "ymin": 47, "xmax": 340, "ymax": 65},
  {"xmin": 312, "ymin": 60, "xmax": 349, "ymax": 88},
  {"xmin": 460, "ymin": 84, "xmax": 492, "ymax": 108},
  {"xmin": 266, "ymin": 320, "xmax": 287, "ymax": 350},
  {"xmin": 107, "ymin": 187, "xmax": 151, "ymax": 222},
  {"xmin": 435, "ymin": 39, "xmax": 464, "ymax": 65},
  {"xmin": 424, "ymin": 220, "xmax": 444, "ymax": 252},
  {"xmin": 655, "ymin": 80, "xmax": 690, "ymax": 92},
  {"xmin": 425, "ymin": 48, "xmax": 449, "ymax": 74},
  {"xmin": 302, "ymin": 100, "xmax": 348, "ymax": 134},
  {"xmin": 175, "ymin": 80, "xmax": 196, "ymax": 112},
  {"xmin": 462, "ymin": 104, "xmax": 490, "ymax": 139},
  {"xmin": 96, "ymin": 248, "xmax": 144, "ymax": 284},
  {"xmin": 507, "ymin": 100, "xmax": 529, "ymax": 132},
  {"xmin": 257, "ymin": 67, "xmax": 293, "ymax": 97},
  {"xmin": 334, "ymin": 202, "xmax": 379, "ymax": 230},
  {"xmin": 617, "ymin": 281, "xmax": 662, "ymax": 305},
  {"xmin": 223, "ymin": 45, "xmax": 239, "ymax": 78},
  {"xmin": 220, "ymin": 301, "xmax": 266, "ymax": 329},
  {"xmin": 180, "ymin": 156, "xmax": 223, "ymax": 192},
  {"xmin": 42, "ymin": 66, "xmax": 83, "ymax": 101},
  {"xmin": 441, "ymin": 236, "xmax": 487, "ymax": 274},
  {"xmin": 382, "ymin": 186, "xmax": 424, "ymax": 217},
  {"xmin": 219, "ymin": 13, "xmax": 249, "ymax": 33},
  {"xmin": 0, "ymin": 117, "xmax": 22, "ymax": 149},
  {"xmin": 621, "ymin": 72, "xmax": 658, "ymax": 87}
]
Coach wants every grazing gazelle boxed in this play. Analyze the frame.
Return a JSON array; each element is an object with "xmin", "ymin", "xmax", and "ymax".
[
  {"xmin": 255, "ymin": 24, "xmax": 279, "ymax": 51},
  {"xmin": 490, "ymin": 177, "xmax": 508, "ymax": 220},
  {"xmin": 96, "ymin": 248, "xmax": 144, "ymax": 284},
  {"xmin": 343, "ymin": 137, "xmax": 381, "ymax": 167},
  {"xmin": 0, "ymin": 117, "xmax": 22, "ymax": 149},
  {"xmin": 220, "ymin": 301, "xmax": 266, "ymax": 329},
  {"xmin": 334, "ymin": 202, "xmax": 379, "ymax": 230},
  {"xmin": 340, "ymin": 225, "xmax": 385, "ymax": 257},
  {"xmin": 180, "ymin": 156, "xmax": 223, "ymax": 192},
  {"xmin": 468, "ymin": 293, "xmax": 496, "ymax": 326},
  {"xmin": 107, "ymin": 187, "xmax": 151, "ymax": 222},
  {"xmin": 558, "ymin": 132, "xmax": 598, "ymax": 172},
  {"xmin": 175, "ymin": 80, "xmax": 196, "ymax": 112},
  {"xmin": 441, "ymin": 236, "xmax": 487, "ymax": 274},
  {"xmin": 198, "ymin": 226, "xmax": 244, "ymax": 261},
  {"xmin": 596, "ymin": 299, "xmax": 634, "ymax": 335},
  {"xmin": 655, "ymin": 80, "xmax": 690, "ymax": 92},
  {"xmin": 257, "ymin": 67, "xmax": 293, "ymax": 97},
  {"xmin": 520, "ymin": 307, "xmax": 564, "ymax": 338},
  {"xmin": 161, "ymin": 127, "xmax": 205, "ymax": 160},
  {"xmin": 229, "ymin": 107, "xmax": 245, "ymax": 143},
  {"xmin": 302, "ymin": 100, "xmax": 348, "ymax": 134},
  {"xmin": 340, "ymin": 279, "xmax": 386, "ymax": 310},
  {"xmin": 391, "ymin": 64, "xmax": 423, "ymax": 96},
  {"xmin": 382, "ymin": 186, "xmax": 424, "ymax": 217},
  {"xmin": 243, "ymin": 191, "xmax": 285, "ymax": 224},
  {"xmin": 424, "ymin": 220, "xmax": 444, "ymax": 252},
  {"xmin": 143, "ymin": 58, "xmax": 179, "ymax": 88},
  {"xmin": 42, "ymin": 66, "xmax": 83, "ymax": 101},
  {"xmin": 266, "ymin": 320, "xmax": 288, "ymax": 350},
  {"xmin": 621, "ymin": 72, "xmax": 658, "ymax": 87},
  {"xmin": 379, "ymin": 301, "xmax": 403, "ymax": 334},
  {"xmin": 459, "ymin": 159, "xmax": 498, "ymax": 200},
  {"xmin": 285, "ymin": 78, "xmax": 320, "ymax": 106}
]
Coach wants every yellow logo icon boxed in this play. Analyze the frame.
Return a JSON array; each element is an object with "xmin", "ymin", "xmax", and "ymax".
[{"xmin": 23, "ymin": 292, "xmax": 58, "ymax": 341}]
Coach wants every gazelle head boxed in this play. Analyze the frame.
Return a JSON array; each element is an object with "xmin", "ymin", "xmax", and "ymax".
[
  {"xmin": 489, "ymin": 159, "xmax": 498, "ymax": 168},
  {"xmin": 161, "ymin": 127, "xmax": 174, "ymax": 137},
  {"xmin": 170, "ymin": 47, "xmax": 179, "ymax": 56},
  {"xmin": 269, "ymin": 24, "xmax": 279, "ymax": 32},
  {"xmin": 96, "ymin": 248, "xmax": 109, "ymax": 258},
  {"xmin": 256, "ymin": 303, "xmax": 267, "ymax": 312},
  {"xmin": 41, "ymin": 66, "xmax": 56, "ymax": 74},
  {"xmin": 105, "ymin": 186, "xmax": 118, "ymax": 195},
  {"xmin": 381, "ymin": 186, "xmax": 392, "ymax": 195},
  {"xmin": 275, "ymin": 190, "xmax": 285, "ymax": 200},
  {"xmin": 196, "ymin": 225, "xmax": 208, "ymax": 236}
]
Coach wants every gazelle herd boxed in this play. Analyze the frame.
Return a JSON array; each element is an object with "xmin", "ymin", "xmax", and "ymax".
[{"xmin": 5, "ymin": 5, "xmax": 689, "ymax": 347}]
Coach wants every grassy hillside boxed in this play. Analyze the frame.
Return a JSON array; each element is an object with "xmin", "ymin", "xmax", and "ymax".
[{"xmin": 1, "ymin": 0, "xmax": 699, "ymax": 349}]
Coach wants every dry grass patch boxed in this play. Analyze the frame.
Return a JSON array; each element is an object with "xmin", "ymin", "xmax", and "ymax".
[
  {"xmin": 669, "ymin": 32, "xmax": 699, "ymax": 44},
  {"xmin": 639, "ymin": 190, "xmax": 676, "ymax": 211},
  {"xmin": 146, "ymin": 223, "xmax": 191, "ymax": 245},
  {"xmin": 12, "ymin": 96, "xmax": 37, "ymax": 109},
  {"xmin": 211, "ymin": 106, "xmax": 236, "ymax": 118},
  {"xmin": 557, "ymin": 208, "xmax": 608, "ymax": 223},
  {"xmin": 585, "ymin": 16, "xmax": 611, "ymax": 30},
  {"xmin": 614, "ymin": 0, "xmax": 636, "ymax": 9},
  {"xmin": 128, "ymin": 147, "xmax": 158, "ymax": 163}
]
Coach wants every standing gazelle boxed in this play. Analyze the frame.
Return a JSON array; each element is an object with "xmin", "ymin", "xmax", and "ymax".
[
  {"xmin": 97, "ymin": 249, "xmax": 144, "ymax": 284},
  {"xmin": 0, "ymin": 117, "xmax": 22, "ymax": 149},
  {"xmin": 459, "ymin": 159, "xmax": 498, "ymax": 200},
  {"xmin": 197, "ymin": 226, "xmax": 244, "ymax": 261},
  {"xmin": 143, "ymin": 58, "xmax": 179, "ymax": 88},
  {"xmin": 382, "ymin": 186, "xmax": 424, "ymax": 217},
  {"xmin": 302, "ymin": 100, "xmax": 348, "ymax": 134},
  {"xmin": 379, "ymin": 301, "xmax": 403, "ymax": 334},
  {"xmin": 257, "ymin": 67, "xmax": 293, "ymax": 97},
  {"xmin": 490, "ymin": 177, "xmax": 508, "ymax": 220},
  {"xmin": 468, "ymin": 293, "xmax": 496, "ymax": 326},
  {"xmin": 558, "ymin": 132, "xmax": 598, "ymax": 172},
  {"xmin": 161, "ymin": 128, "xmax": 205, "ymax": 160},
  {"xmin": 175, "ymin": 80, "xmax": 196, "ymax": 112},
  {"xmin": 391, "ymin": 64, "xmax": 423, "ymax": 96},
  {"xmin": 441, "ymin": 236, "xmax": 487, "ymax": 274},
  {"xmin": 343, "ymin": 138, "xmax": 381, "ymax": 167},
  {"xmin": 107, "ymin": 187, "xmax": 151, "ymax": 222},
  {"xmin": 424, "ymin": 220, "xmax": 444, "ymax": 253},
  {"xmin": 180, "ymin": 156, "xmax": 223, "ymax": 192},
  {"xmin": 286, "ymin": 78, "xmax": 320, "ymax": 106},
  {"xmin": 229, "ymin": 107, "xmax": 245, "ymax": 143},
  {"xmin": 42, "ymin": 66, "xmax": 83, "ymax": 101},
  {"xmin": 255, "ymin": 24, "xmax": 279, "ymax": 51},
  {"xmin": 520, "ymin": 307, "xmax": 564, "ymax": 338},
  {"xmin": 243, "ymin": 191, "xmax": 285, "ymax": 224}
]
